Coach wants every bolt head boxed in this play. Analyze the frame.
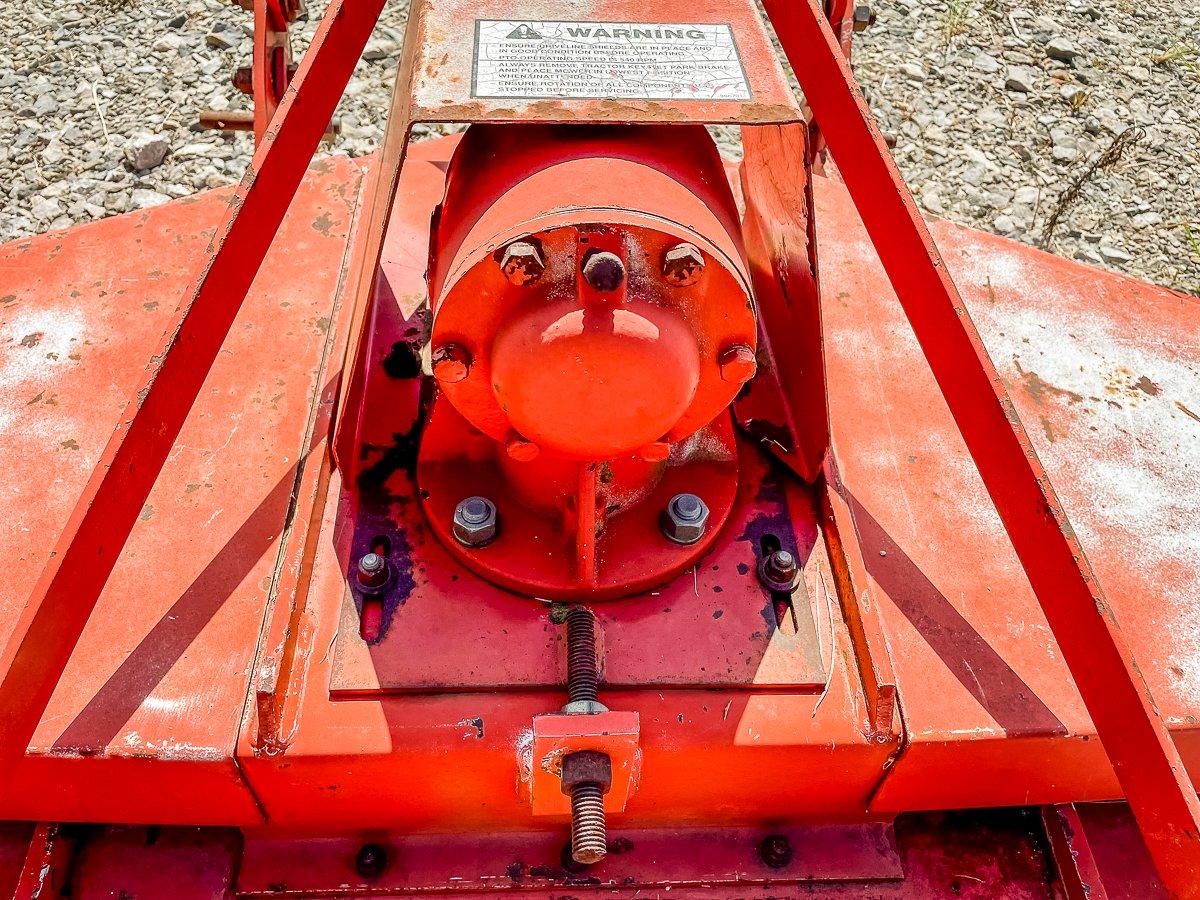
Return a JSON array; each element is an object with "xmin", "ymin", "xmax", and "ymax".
[
  {"xmin": 581, "ymin": 250, "xmax": 626, "ymax": 292},
  {"xmin": 852, "ymin": 3, "xmax": 875, "ymax": 31},
  {"xmin": 499, "ymin": 240, "xmax": 546, "ymax": 285},
  {"xmin": 661, "ymin": 493, "xmax": 710, "ymax": 544},
  {"xmin": 431, "ymin": 344, "xmax": 471, "ymax": 383},
  {"xmin": 718, "ymin": 344, "xmax": 757, "ymax": 383},
  {"xmin": 453, "ymin": 496, "xmax": 498, "ymax": 547},
  {"xmin": 759, "ymin": 834, "xmax": 793, "ymax": 869},
  {"xmin": 661, "ymin": 242, "xmax": 705, "ymax": 286},
  {"xmin": 560, "ymin": 750, "xmax": 613, "ymax": 794}
]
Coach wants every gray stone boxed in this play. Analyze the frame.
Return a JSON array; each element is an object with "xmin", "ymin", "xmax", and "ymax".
[
  {"xmin": 124, "ymin": 133, "xmax": 170, "ymax": 171},
  {"xmin": 972, "ymin": 52, "xmax": 1002, "ymax": 74},
  {"xmin": 152, "ymin": 33, "xmax": 184, "ymax": 51},
  {"xmin": 1046, "ymin": 38, "xmax": 1080, "ymax": 62},
  {"xmin": 30, "ymin": 196, "xmax": 63, "ymax": 221},
  {"xmin": 362, "ymin": 38, "xmax": 399, "ymax": 61},
  {"xmin": 130, "ymin": 188, "xmax": 171, "ymax": 209},
  {"xmin": 205, "ymin": 29, "xmax": 236, "ymax": 50},
  {"xmin": 1005, "ymin": 66, "xmax": 1035, "ymax": 92},
  {"xmin": 1099, "ymin": 245, "xmax": 1133, "ymax": 263}
]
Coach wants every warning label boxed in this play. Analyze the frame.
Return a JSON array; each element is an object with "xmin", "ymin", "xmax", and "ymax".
[{"xmin": 472, "ymin": 20, "xmax": 752, "ymax": 101}]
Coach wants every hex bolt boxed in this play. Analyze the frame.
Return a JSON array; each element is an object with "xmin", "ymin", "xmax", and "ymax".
[
  {"xmin": 556, "ymin": 612, "xmax": 611, "ymax": 865},
  {"xmin": 355, "ymin": 842, "xmax": 388, "ymax": 879},
  {"xmin": 718, "ymin": 344, "xmax": 757, "ymax": 383},
  {"xmin": 452, "ymin": 496, "xmax": 498, "ymax": 547},
  {"xmin": 581, "ymin": 251, "xmax": 626, "ymax": 292},
  {"xmin": 661, "ymin": 493, "xmax": 710, "ymax": 545},
  {"xmin": 661, "ymin": 242, "xmax": 706, "ymax": 287},
  {"xmin": 499, "ymin": 240, "xmax": 546, "ymax": 286},
  {"xmin": 356, "ymin": 551, "xmax": 389, "ymax": 589},
  {"xmin": 431, "ymin": 344, "xmax": 471, "ymax": 383},
  {"xmin": 759, "ymin": 549, "xmax": 801, "ymax": 593},
  {"xmin": 562, "ymin": 752, "xmax": 612, "ymax": 866},
  {"xmin": 852, "ymin": 3, "xmax": 876, "ymax": 32},
  {"xmin": 759, "ymin": 834, "xmax": 793, "ymax": 869}
]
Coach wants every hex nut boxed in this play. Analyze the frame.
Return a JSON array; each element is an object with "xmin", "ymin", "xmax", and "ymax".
[
  {"xmin": 852, "ymin": 4, "xmax": 875, "ymax": 32},
  {"xmin": 661, "ymin": 493, "xmax": 710, "ymax": 545},
  {"xmin": 560, "ymin": 750, "xmax": 613, "ymax": 795},
  {"xmin": 661, "ymin": 242, "xmax": 705, "ymax": 287},
  {"xmin": 499, "ymin": 240, "xmax": 546, "ymax": 286},
  {"xmin": 356, "ymin": 552, "xmax": 390, "ymax": 590},
  {"xmin": 452, "ymin": 496, "xmax": 498, "ymax": 547},
  {"xmin": 758, "ymin": 549, "xmax": 800, "ymax": 593}
]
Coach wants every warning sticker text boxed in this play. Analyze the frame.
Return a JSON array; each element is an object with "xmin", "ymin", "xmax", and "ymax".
[{"xmin": 472, "ymin": 20, "xmax": 752, "ymax": 101}]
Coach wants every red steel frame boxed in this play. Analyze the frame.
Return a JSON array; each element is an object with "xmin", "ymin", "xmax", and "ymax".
[{"xmin": 1, "ymin": 0, "xmax": 1197, "ymax": 894}]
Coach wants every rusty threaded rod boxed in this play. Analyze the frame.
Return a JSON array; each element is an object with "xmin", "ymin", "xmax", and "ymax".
[
  {"xmin": 570, "ymin": 782, "xmax": 607, "ymax": 864},
  {"xmin": 565, "ymin": 605, "xmax": 599, "ymax": 705}
]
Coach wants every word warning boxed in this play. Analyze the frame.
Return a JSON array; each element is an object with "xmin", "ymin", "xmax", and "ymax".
[{"xmin": 472, "ymin": 20, "xmax": 752, "ymax": 101}]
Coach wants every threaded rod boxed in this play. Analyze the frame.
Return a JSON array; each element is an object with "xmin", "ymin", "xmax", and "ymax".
[
  {"xmin": 565, "ymin": 606, "xmax": 599, "ymax": 705},
  {"xmin": 570, "ymin": 782, "xmax": 607, "ymax": 864}
]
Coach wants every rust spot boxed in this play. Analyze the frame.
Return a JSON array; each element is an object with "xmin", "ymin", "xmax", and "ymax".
[
  {"xmin": 312, "ymin": 211, "xmax": 335, "ymax": 235},
  {"xmin": 144, "ymin": 301, "xmax": 159, "ymax": 311},
  {"xmin": 59, "ymin": 438, "xmax": 79, "ymax": 451},
  {"xmin": 1176, "ymin": 401, "xmax": 1200, "ymax": 424},
  {"xmin": 1013, "ymin": 356, "xmax": 1083, "ymax": 405},
  {"xmin": 1132, "ymin": 375, "xmax": 1161, "ymax": 396},
  {"xmin": 0, "ymin": 294, "xmax": 16, "ymax": 305},
  {"xmin": 140, "ymin": 503, "xmax": 155, "ymax": 521},
  {"xmin": 1039, "ymin": 415, "xmax": 1056, "ymax": 444},
  {"xmin": 19, "ymin": 332, "xmax": 43, "ymax": 348}
]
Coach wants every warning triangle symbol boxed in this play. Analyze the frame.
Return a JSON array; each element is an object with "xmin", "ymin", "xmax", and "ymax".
[{"xmin": 506, "ymin": 24, "xmax": 542, "ymax": 39}]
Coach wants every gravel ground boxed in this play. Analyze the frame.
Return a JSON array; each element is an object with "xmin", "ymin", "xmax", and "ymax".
[{"xmin": 1, "ymin": 0, "xmax": 1197, "ymax": 294}]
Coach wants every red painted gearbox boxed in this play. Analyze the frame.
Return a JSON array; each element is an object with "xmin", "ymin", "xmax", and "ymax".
[{"xmin": 417, "ymin": 124, "xmax": 758, "ymax": 599}]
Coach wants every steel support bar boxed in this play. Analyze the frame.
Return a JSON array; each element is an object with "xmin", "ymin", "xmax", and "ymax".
[
  {"xmin": 762, "ymin": 0, "xmax": 1200, "ymax": 895},
  {"xmin": 0, "ymin": 0, "xmax": 385, "ymax": 780},
  {"xmin": 1041, "ymin": 805, "xmax": 1110, "ymax": 900}
]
